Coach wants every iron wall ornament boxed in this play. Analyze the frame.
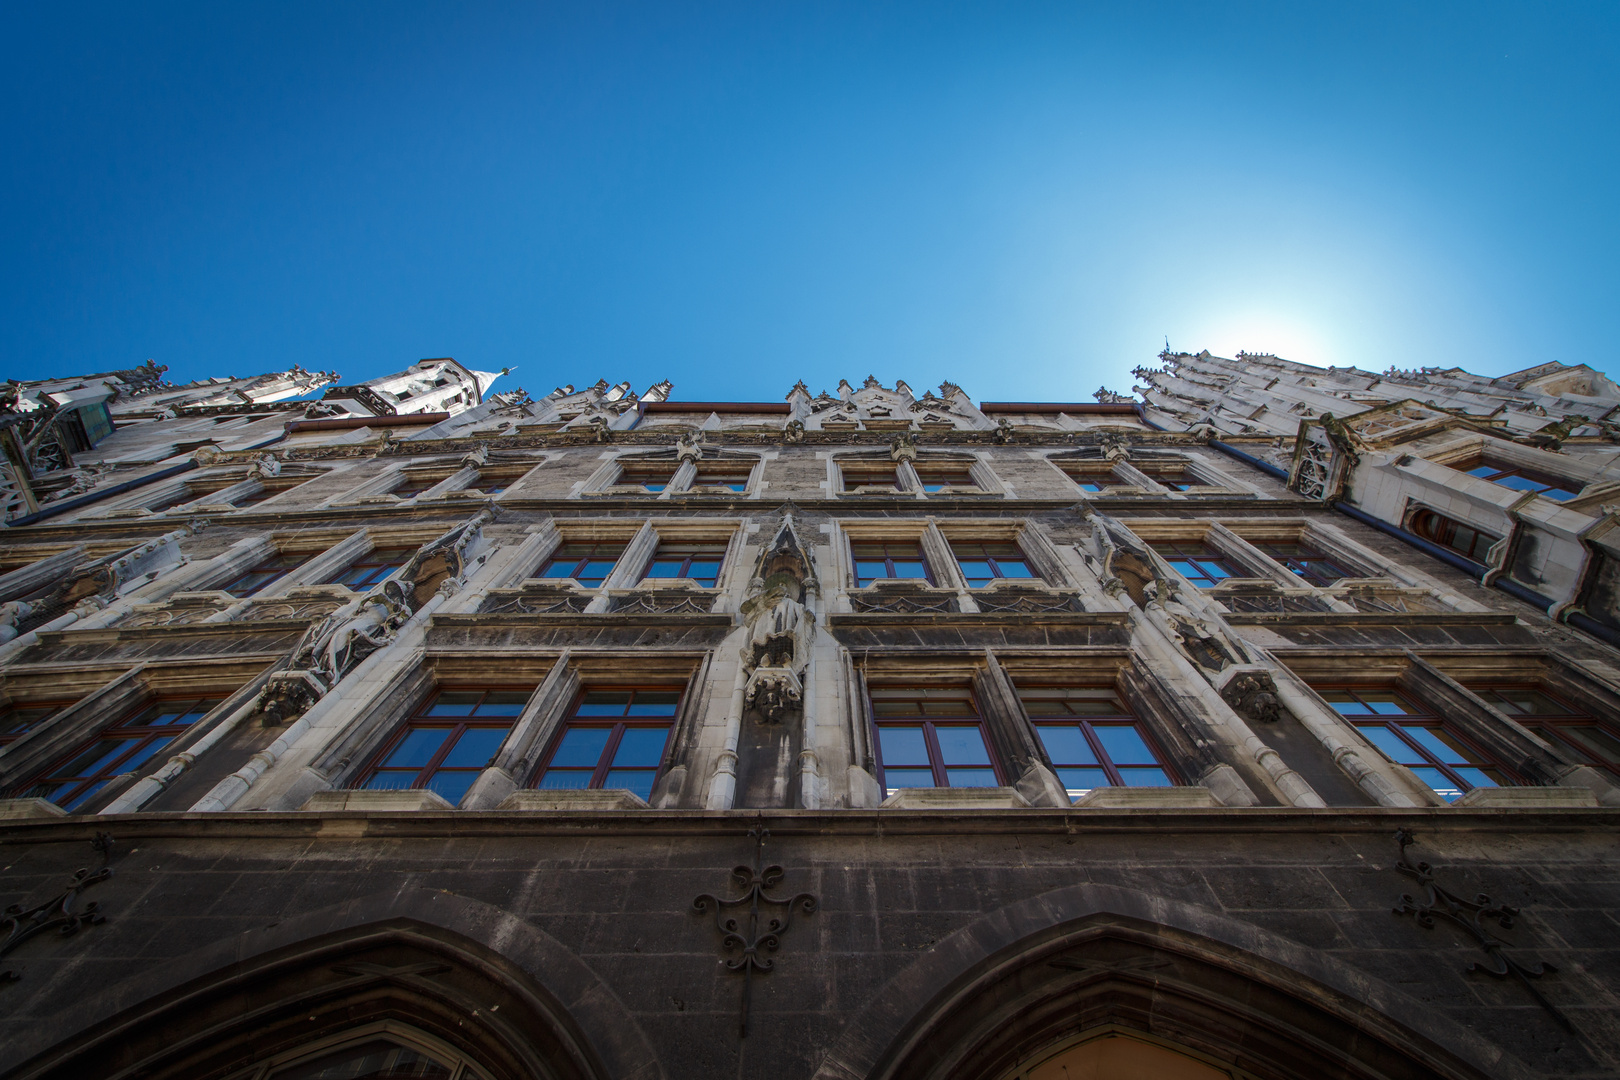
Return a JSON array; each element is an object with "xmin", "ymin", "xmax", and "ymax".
[
  {"xmin": 1, "ymin": 832, "xmax": 115, "ymax": 984},
  {"xmin": 692, "ymin": 819, "xmax": 818, "ymax": 1037},
  {"xmin": 1391, "ymin": 828, "xmax": 1573, "ymax": 1032}
]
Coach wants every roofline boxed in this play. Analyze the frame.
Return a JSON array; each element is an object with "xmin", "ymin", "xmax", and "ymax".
[
  {"xmin": 642, "ymin": 401, "xmax": 793, "ymax": 414},
  {"xmin": 978, "ymin": 402, "xmax": 1141, "ymax": 415}
]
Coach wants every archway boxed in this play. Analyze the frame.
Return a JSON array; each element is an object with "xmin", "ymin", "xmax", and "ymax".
[
  {"xmin": 815, "ymin": 883, "xmax": 1527, "ymax": 1080},
  {"xmin": 1010, "ymin": 1030, "xmax": 1239, "ymax": 1080},
  {"xmin": 7, "ymin": 889, "xmax": 661, "ymax": 1080}
]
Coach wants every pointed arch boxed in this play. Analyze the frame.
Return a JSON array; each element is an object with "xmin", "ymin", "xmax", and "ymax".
[
  {"xmin": 8, "ymin": 887, "xmax": 661, "ymax": 1080},
  {"xmin": 812, "ymin": 882, "xmax": 1531, "ymax": 1080}
]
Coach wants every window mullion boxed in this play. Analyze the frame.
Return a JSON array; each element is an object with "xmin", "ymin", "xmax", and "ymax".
[
  {"xmin": 1080, "ymin": 722, "xmax": 1124, "ymax": 785},
  {"xmin": 592, "ymin": 723, "xmax": 626, "ymax": 788},
  {"xmin": 923, "ymin": 721, "xmax": 948, "ymax": 786},
  {"xmin": 415, "ymin": 722, "xmax": 465, "ymax": 787}
]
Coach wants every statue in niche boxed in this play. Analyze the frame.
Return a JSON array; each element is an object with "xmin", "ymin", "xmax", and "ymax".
[
  {"xmin": 1144, "ymin": 581, "xmax": 1243, "ymax": 674},
  {"xmin": 739, "ymin": 518, "xmax": 817, "ymax": 723}
]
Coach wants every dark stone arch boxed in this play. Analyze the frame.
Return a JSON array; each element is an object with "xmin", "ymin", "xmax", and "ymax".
[
  {"xmin": 7, "ymin": 886, "xmax": 663, "ymax": 1080},
  {"xmin": 812, "ymin": 882, "xmax": 1532, "ymax": 1080}
]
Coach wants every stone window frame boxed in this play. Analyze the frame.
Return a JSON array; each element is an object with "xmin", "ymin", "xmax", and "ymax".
[
  {"xmin": 831, "ymin": 450, "xmax": 1004, "ymax": 499},
  {"xmin": 1042, "ymin": 450, "xmax": 1250, "ymax": 498},
  {"xmin": 995, "ymin": 650, "xmax": 1243, "ymax": 807},
  {"xmin": 673, "ymin": 451, "xmax": 766, "ymax": 499},
  {"xmin": 526, "ymin": 684, "xmax": 687, "ymax": 802},
  {"xmin": 1426, "ymin": 435, "xmax": 1601, "ymax": 503},
  {"xmin": 84, "ymin": 465, "xmax": 317, "ymax": 519},
  {"xmin": 181, "ymin": 525, "xmax": 441, "ymax": 603},
  {"xmin": 345, "ymin": 684, "xmax": 538, "ymax": 805},
  {"xmin": 327, "ymin": 458, "xmax": 466, "ymax": 506},
  {"xmin": 1279, "ymin": 650, "xmax": 1618, "ymax": 805},
  {"xmin": 1402, "ymin": 502, "xmax": 1504, "ymax": 567},
  {"xmin": 832, "ymin": 519, "xmax": 968, "ymax": 594},
  {"xmin": 862, "ymin": 681, "xmax": 1010, "ymax": 797},
  {"xmin": 484, "ymin": 519, "xmax": 644, "ymax": 591},
  {"xmin": 0, "ymin": 658, "xmax": 270, "ymax": 816},
  {"xmin": 578, "ymin": 448, "xmax": 765, "ymax": 500},
  {"xmin": 309, "ymin": 651, "xmax": 708, "ymax": 809},
  {"xmin": 1124, "ymin": 520, "xmax": 1294, "ymax": 592},
  {"xmin": 933, "ymin": 519, "xmax": 1077, "ymax": 592}
]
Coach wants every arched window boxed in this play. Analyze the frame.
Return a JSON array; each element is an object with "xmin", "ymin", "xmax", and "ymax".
[{"xmin": 1407, "ymin": 508, "xmax": 1500, "ymax": 564}]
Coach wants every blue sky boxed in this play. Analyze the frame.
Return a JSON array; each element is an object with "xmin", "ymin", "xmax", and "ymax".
[{"xmin": 3, "ymin": 2, "xmax": 1617, "ymax": 404}]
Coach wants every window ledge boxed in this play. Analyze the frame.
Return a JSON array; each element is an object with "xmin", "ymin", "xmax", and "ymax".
[
  {"xmin": 1074, "ymin": 787, "xmax": 1218, "ymax": 809},
  {"xmin": 0, "ymin": 798, "xmax": 68, "ymax": 820},
  {"xmin": 303, "ymin": 790, "xmax": 455, "ymax": 812},
  {"xmin": 1452, "ymin": 787, "xmax": 1597, "ymax": 808},
  {"xmin": 498, "ymin": 790, "xmax": 649, "ymax": 811},
  {"xmin": 880, "ymin": 787, "xmax": 1030, "ymax": 810}
]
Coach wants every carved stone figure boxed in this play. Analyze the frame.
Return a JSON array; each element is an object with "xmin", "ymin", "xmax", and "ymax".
[
  {"xmin": 1221, "ymin": 672, "xmax": 1282, "ymax": 723},
  {"xmin": 0, "ymin": 600, "xmax": 34, "ymax": 643},
  {"xmin": 739, "ymin": 518, "xmax": 817, "ymax": 723}
]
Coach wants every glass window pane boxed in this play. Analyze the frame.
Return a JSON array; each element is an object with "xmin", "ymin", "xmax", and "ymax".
[
  {"xmin": 996, "ymin": 560, "xmax": 1035, "ymax": 578},
  {"xmin": 891, "ymin": 560, "xmax": 928, "ymax": 579},
  {"xmin": 1410, "ymin": 767, "xmax": 1464, "ymax": 802},
  {"xmin": 1323, "ymin": 692, "xmax": 1371, "ymax": 716},
  {"xmin": 1401, "ymin": 725, "xmax": 1475, "ymax": 765},
  {"xmin": 1365, "ymin": 696, "xmax": 1415, "ymax": 716},
  {"xmin": 120, "ymin": 736, "xmax": 175, "ymax": 773},
  {"xmin": 60, "ymin": 780, "xmax": 109, "ymax": 812},
  {"xmin": 58, "ymin": 738, "xmax": 139, "ymax": 779},
  {"xmin": 944, "ymin": 767, "xmax": 999, "ymax": 787},
  {"xmin": 550, "ymin": 727, "xmax": 613, "ymax": 767},
  {"xmin": 687, "ymin": 560, "xmax": 721, "ymax": 585},
  {"xmin": 424, "ymin": 692, "xmax": 480, "ymax": 716},
  {"xmin": 1561, "ymin": 726, "xmax": 1620, "ymax": 763},
  {"xmin": 439, "ymin": 727, "xmax": 510, "ymax": 767},
  {"xmin": 1117, "ymin": 767, "xmax": 1172, "ymax": 787},
  {"xmin": 612, "ymin": 727, "xmax": 670, "ymax": 767},
  {"xmin": 644, "ymin": 560, "xmax": 683, "ymax": 578},
  {"xmin": 854, "ymin": 560, "xmax": 889, "ymax": 583},
  {"xmin": 958, "ymin": 560, "xmax": 994, "ymax": 583},
  {"xmin": 934, "ymin": 726, "xmax": 992, "ymax": 765},
  {"xmin": 878, "ymin": 726, "xmax": 931, "ymax": 766},
  {"xmin": 1358, "ymin": 724, "xmax": 1420, "ymax": 764},
  {"xmin": 423, "ymin": 771, "xmax": 480, "ymax": 805},
  {"xmin": 602, "ymin": 769, "xmax": 658, "ymax": 800},
  {"xmin": 882, "ymin": 768, "xmax": 936, "ymax": 791},
  {"xmin": 537, "ymin": 770, "xmax": 592, "ymax": 790},
  {"xmin": 382, "ymin": 728, "xmax": 451, "ymax": 768},
  {"xmin": 1057, "ymin": 767, "xmax": 1110, "ymax": 797},
  {"xmin": 575, "ymin": 691, "xmax": 632, "ymax": 716},
  {"xmin": 539, "ymin": 562, "xmax": 577, "ymax": 579},
  {"xmin": 361, "ymin": 771, "xmax": 416, "ymax": 791},
  {"xmin": 1092, "ymin": 725, "xmax": 1154, "ymax": 765},
  {"xmin": 1452, "ymin": 767, "xmax": 1499, "ymax": 791},
  {"xmin": 627, "ymin": 692, "xmax": 681, "ymax": 716},
  {"xmin": 473, "ymin": 692, "xmax": 530, "ymax": 716},
  {"xmin": 1036, "ymin": 725, "xmax": 1098, "ymax": 765},
  {"xmin": 576, "ymin": 559, "xmax": 617, "ymax": 585}
]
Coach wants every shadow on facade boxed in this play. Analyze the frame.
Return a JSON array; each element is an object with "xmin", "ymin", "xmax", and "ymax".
[
  {"xmin": 817, "ymin": 883, "xmax": 1530, "ymax": 1080},
  {"xmin": 7, "ymin": 889, "xmax": 659, "ymax": 1080}
]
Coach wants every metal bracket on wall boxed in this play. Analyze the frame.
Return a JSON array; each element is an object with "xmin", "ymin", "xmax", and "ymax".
[
  {"xmin": 693, "ymin": 818, "xmax": 818, "ymax": 1037},
  {"xmin": 1, "ymin": 832, "xmax": 114, "ymax": 984},
  {"xmin": 1391, "ymin": 828, "xmax": 1574, "ymax": 1032}
]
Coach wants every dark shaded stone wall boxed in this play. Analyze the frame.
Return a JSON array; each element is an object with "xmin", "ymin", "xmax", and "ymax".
[{"xmin": 1, "ymin": 809, "xmax": 1616, "ymax": 1080}]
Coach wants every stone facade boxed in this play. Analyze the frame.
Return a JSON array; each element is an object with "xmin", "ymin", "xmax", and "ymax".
[{"xmin": 0, "ymin": 361, "xmax": 1616, "ymax": 1079}]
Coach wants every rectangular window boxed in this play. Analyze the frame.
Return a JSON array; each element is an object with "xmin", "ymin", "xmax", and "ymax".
[
  {"xmin": 1153, "ymin": 542, "xmax": 1237, "ymax": 588},
  {"xmin": 1465, "ymin": 463, "xmax": 1580, "ymax": 502},
  {"xmin": 870, "ymin": 686, "xmax": 1001, "ymax": 795},
  {"xmin": 1323, "ymin": 688, "xmax": 1514, "ymax": 802},
  {"xmin": 641, "ymin": 542, "xmax": 726, "ymax": 588},
  {"xmin": 694, "ymin": 464, "xmax": 753, "ymax": 492},
  {"xmin": 1019, "ymin": 686, "xmax": 1174, "ymax": 800},
  {"xmin": 1252, "ymin": 541, "xmax": 1354, "ymax": 587},
  {"xmin": 1408, "ymin": 509, "xmax": 1500, "ymax": 564},
  {"xmin": 222, "ymin": 552, "xmax": 307, "ymax": 598},
  {"xmin": 535, "ymin": 688, "xmax": 681, "ymax": 801},
  {"xmin": 913, "ymin": 464, "xmax": 976, "ymax": 493},
  {"xmin": 950, "ymin": 541, "xmax": 1037, "ymax": 587},
  {"xmin": 841, "ymin": 461, "xmax": 901, "ymax": 492},
  {"xmin": 618, "ymin": 461, "xmax": 678, "ymax": 493},
  {"xmin": 1476, "ymin": 686, "xmax": 1620, "ymax": 778},
  {"xmin": 355, "ymin": 688, "xmax": 530, "ymax": 805},
  {"xmin": 0, "ymin": 702, "xmax": 69, "ymax": 746},
  {"xmin": 16, "ymin": 698, "xmax": 220, "ymax": 811},
  {"xmin": 1140, "ymin": 464, "xmax": 1208, "ymax": 491},
  {"xmin": 851, "ymin": 541, "xmax": 931, "ymax": 587},
  {"xmin": 390, "ymin": 474, "xmax": 446, "ymax": 499},
  {"xmin": 231, "ymin": 485, "xmax": 284, "ymax": 507},
  {"xmin": 539, "ymin": 543, "xmax": 625, "ymax": 588},
  {"xmin": 1059, "ymin": 463, "xmax": 1116, "ymax": 493},
  {"xmin": 327, "ymin": 546, "xmax": 418, "ymax": 589},
  {"xmin": 475, "ymin": 469, "xmax": 530, "ymax": 495}
]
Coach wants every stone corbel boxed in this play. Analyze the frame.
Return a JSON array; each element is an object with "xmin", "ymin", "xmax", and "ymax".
[{"xmin": 1215, "ymin": 666, "xmax": 1281, "ymax": 723}]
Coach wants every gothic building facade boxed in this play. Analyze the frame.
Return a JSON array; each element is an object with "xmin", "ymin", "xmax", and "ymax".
[{"xmin": 0, "ymin": 355, "xmax": 1616, "ymax": 1080}]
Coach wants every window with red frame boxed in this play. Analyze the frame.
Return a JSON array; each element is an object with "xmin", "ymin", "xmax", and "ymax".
[
  {"xmin": 1017, "ymin": 686, "xmax": 1175, "ymax": 800},
  {"xmin": 641, "ymin": 542, "xmax": 726, "ymax": 588},
  {"xmin": 840, "ymin": 460, "xmax": 901, "ymax": 492},
  {"xmin": 1322, "ymin": 687, "xmax": 1515, "ymax": 802},
  {"xmin": 1474, "ymin": 686, "xmax": 1620, "ymax": 778},
  {"xmin": 16, "ymin": 697, "xmax": 221, "ymax": 812},
  {"xmin": 617, "ymin": 460, "xmax": 678, "ymax": 492},
  {"xmin": 534, "ymin": 688, "xmax": 682, "ymax": 801},
  {"xmin": 950, "ymin": 541, "xmax": 1037, "ymax": 587},
  {"xmin": 222, "ymin": 552, "xmax": 307, "ymax": 598},
  {"xmin": 1407, "ymin": 509, "xmax": 1501, "ymax": 564},
  {"xmin": 539, "ymin": 542, "xmax": 625, "ymax": 588},
  {"xmin": 0, "ymin": 701, "xmax": 70, "ymax": 746},
  {"xmin": 869, "ymin": 686, "xmax": 1002, "ymax": 795},
  {"xmin": 913, "ymin": 463, "xmax": 977, "ymax": 493},
  {"xmin": 851, "ymin": 541, "xmax": 931, "ymax": 587},
  {"xmin": 353, "ymin": 688, "xmax": 531, "ymax": 805},
  {"xmin": 326, "ymin": 546, "xmax": 418, "ymax": 589},
  {"xmin": 1464, "ymin": 462, "xmax": 1580, "ymax": 502}
]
